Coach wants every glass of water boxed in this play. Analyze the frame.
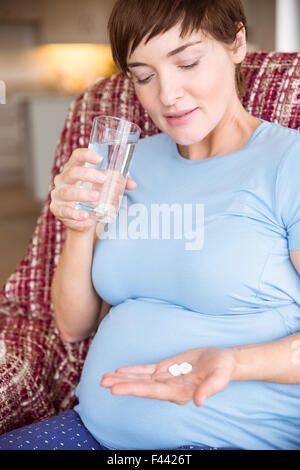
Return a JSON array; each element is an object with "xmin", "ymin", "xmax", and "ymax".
[{"xmin": 77, "ymin": 116, "xmax": 141, "ymax": 223}]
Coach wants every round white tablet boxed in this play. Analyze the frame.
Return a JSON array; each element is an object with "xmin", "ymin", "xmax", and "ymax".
[
  {"xmin": 168, "ymin": 364, "xmax": 182, "ymax": 376},
  {"xmin": 180, "ymin": 362, "xmax": 193, "ymax": 374}
]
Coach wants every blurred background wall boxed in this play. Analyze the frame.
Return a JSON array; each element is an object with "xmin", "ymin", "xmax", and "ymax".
[{"xmin": 0, "ymin": 0, "xmax": 299, "ymax": 287}]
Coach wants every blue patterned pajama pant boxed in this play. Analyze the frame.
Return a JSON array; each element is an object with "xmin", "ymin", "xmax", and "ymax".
[{"xmin": 0, "ymin": 409, "xmax": 238, "ymax": 450}]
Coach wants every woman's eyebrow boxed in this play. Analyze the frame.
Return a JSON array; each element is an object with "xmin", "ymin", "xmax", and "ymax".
[{"xmin": 127, "ymin": 40, "xmax": 203, "ymax": 68}]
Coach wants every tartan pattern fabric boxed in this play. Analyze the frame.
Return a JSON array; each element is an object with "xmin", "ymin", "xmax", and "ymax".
[{"xmin": 0, "ymin": 52, "xmax": 299, "ymax": 434}]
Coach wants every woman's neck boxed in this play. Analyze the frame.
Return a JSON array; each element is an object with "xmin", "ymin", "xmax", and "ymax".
[{"xmin": 177, "ymin": 102, "xmax": 262, "ymax": 161}]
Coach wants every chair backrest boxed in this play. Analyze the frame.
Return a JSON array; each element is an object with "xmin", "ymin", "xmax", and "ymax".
[{"xmin": 0, "ymin": 52, "xmax": 299, "ymax": 322}]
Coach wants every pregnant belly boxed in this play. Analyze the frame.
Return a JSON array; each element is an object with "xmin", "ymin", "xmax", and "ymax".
[{"xmin": 74, "ymin": 298, "xmax": 297, "ymax": 450}]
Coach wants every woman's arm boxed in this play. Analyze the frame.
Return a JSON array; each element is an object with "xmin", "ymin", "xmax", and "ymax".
[
  {"xmin": 51, "ymin": 225, "xmax": 104, "ymax": 343},
  {"xmin": 100, "ymin": 333, "xmax": 300, "ymax": 407},
  {"xmin": 50, "ymin": 148, "xmax": 137, "ymax": 343},
  {"xmin": 289, "ymin": 249, "xmax": 300, "ymax": 276},
  {"xmin": 230, "ymin": 332, "xmax": 300, "ymax": 384}
]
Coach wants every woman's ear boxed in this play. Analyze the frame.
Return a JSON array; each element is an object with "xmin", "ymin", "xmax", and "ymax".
[{"xmin": 232, "ymin": 21, "xmax": 247, "ymax": 64}]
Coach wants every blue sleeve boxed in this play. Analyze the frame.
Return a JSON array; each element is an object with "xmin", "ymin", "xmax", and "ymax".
[{"xmin": 275, "ymin": 139, "xmax": 300, "ymax": 250}]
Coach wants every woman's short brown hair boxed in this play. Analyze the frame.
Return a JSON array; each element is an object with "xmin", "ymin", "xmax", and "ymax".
[{"xmin": 108, "ymin": 0, "xmax": 248, "ymax": 98}]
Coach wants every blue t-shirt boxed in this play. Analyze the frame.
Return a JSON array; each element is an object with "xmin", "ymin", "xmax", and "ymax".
[{"xmin": 75, "ymin": 119, "xmax": 300, "ymax": 450}]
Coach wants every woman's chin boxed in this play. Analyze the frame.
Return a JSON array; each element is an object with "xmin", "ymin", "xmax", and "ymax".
[
  {"xmin": 169, "ymin": 131, "xmax": 206, "ymax": 146},
  {"xmin": 173, "ymin": 137, "xmax": 202, "ymax": 146},
  {"xmin": 152, "ymin": 117, "xmax": 207, "ymax": 146}
]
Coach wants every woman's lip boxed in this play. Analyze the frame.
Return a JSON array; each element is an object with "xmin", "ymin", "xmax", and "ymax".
[
  {"xmin": 164, "ymin": 108, "xmax": 196, "ymax": 118},
  {"xmin": 165, "ymin": 108, "xmax": 199, "ymax": 126}
]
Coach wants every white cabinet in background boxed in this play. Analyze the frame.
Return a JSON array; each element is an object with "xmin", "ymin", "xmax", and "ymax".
[{"xmin": 25, "ymin": 94, "xmax": 76, "ymax": 201}]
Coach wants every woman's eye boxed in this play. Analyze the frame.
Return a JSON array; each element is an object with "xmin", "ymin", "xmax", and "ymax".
[
  {"xmin": 136, "ymin": 75, "xmax": 153, "ymax": 85},
  {"xmin": 179, "ymin": 61, "xmax": 200, "ymax": 70},
  {"xmin": 134, "ymin": 60, "xmax": 200, "ymax": 85}
]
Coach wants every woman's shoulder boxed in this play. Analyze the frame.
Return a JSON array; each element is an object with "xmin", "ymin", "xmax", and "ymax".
[
  {"xmin": 261, "ymin": 119, "xmax": 300, "ymax": 145},
  {"xmin": 258, "ymin": 121, "xmax": 300, "ymax": 188},
  {"xmin": 255, "ymin": 119, "xmax": 300, "ymax": 168}
]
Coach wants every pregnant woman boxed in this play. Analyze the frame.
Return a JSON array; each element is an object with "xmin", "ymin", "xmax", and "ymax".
[{"xmin": 1, "ymin": 0, "xmax": 300, "ymax": 451}]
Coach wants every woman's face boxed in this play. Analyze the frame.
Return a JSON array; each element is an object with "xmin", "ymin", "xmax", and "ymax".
[{"xmin": 127, "ymin": 23, "xmax": 246, "ymax": 146}]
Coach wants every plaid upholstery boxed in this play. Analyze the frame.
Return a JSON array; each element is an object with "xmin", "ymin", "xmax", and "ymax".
[{"xmin": 0, "ymin": 52, "xmax": 299, "ymax": 433}]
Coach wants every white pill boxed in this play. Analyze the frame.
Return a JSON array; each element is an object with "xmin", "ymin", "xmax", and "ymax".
[
  {"xmin": 179, "ymin": 362, "xmax": 193, "ymax": 374},
  {"xmin": 168, "ymin": 364, "xmax": 182, "ymax": 376}
]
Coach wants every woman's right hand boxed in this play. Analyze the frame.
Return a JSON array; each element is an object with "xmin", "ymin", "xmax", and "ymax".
[{"xmin": 50, "ymin": 148, "xmax": 136, "ymax": 233}]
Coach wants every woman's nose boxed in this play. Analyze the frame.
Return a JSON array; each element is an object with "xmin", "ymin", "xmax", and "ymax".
[{"xmin": 159, "ymin": 78, "xmax": 184, "ymax": 107}]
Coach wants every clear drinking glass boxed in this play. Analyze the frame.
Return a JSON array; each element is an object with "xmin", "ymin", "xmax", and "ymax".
[{"xmin": 77, "ymin": 116, "xmax": 141, "ymax": 223}]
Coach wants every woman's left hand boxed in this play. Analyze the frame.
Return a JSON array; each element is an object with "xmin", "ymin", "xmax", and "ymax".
[{"xmin": 100, "ymin": 346, "xmax": 236, "ymax": 407}]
